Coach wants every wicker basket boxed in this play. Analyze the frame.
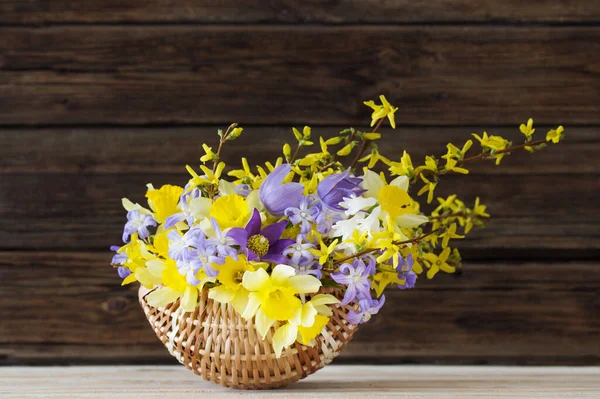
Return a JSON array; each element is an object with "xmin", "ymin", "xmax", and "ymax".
[{"xmin": 138, "ymin": 286, "xmax": 358, "ymax": 389}]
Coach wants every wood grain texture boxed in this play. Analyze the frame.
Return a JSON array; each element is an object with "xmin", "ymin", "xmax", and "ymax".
[
  {"xmin": 2, "ymin": 366, "xmax": 600, "ymax": 398},
  {"xmin": 1, "ymin": 126, "xmax": 597, "ymax": 256},
  {"xmin": 1, "ymin": 252, "xmax": 599, "ymax": 365},
  {"xmin": 1, "ymin": 26, "xmax": 599, "ymax": 125},
  {"xmin": 1, "ymin": 1, "xmax": 600, "ymax": 24}
]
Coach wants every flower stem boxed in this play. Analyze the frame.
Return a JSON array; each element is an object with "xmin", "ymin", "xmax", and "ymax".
[
  {"xmin": 459, "ymin": 138, "xmax": 547, "ymax": 165},
  {"xmin": 212, "ymin": 124, "xmax": 236, "ymax": 173},
  {"xmin": 349, "ymin": 117, "xmax": 385, "ymax": 169}
]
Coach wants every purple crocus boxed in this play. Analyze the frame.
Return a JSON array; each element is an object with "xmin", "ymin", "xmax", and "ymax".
[
  {"xmin": 347, "ymin": 295, "xmax": 386, "ymax": 324},
  {"xmin": 284, "ymin": 196, "xmax": 320, "ymax": 234},
  {"xmin": 397, "ymin": 254, "xmax": 417, "ymax": 290},
  {"xmin": 331, "ymin": 258, "xmax": 373, "ymax": 305},
  {"xmin": 283, "ymin": 234, "xmax": 315, "ymax": 265},
  {"xmin": 317, "ymin": 169, "xmax": 364, "ymax": 211},
  {"xmin": 259, "ymin": 164, "xmax": 304, "ymax": 216},
  {"xmin": 227, "ymin": 208, "xmax": 294, "ymax": 264},
  {"xmin": 164, "ymin": 185, "xmax": 201, "ymax": 229},
  {"xmin": 207, "ymin": 218, "xmax": 239, "ymax": 260},
  {"xmin": 122, "ymin": 210, "xmax": 156, "ymax": 242}
]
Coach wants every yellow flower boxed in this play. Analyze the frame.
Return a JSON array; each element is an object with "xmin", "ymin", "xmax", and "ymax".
[
  {"xmin": 423, "ymin": 248, "xmax": 455, "ymax": 279},
  {"xmin": 145, "ymin": 184, "xmax": 184, "ymax": 224},
  {"xmin": 439, "ymin": 223, "xmax": 464, "ymax": 248},
  {"xmin": 309, "ymin": 238, "xmax": 339, "ymax": 265},
  {"xmin": 520, "ymin": 118, "xmax": 535, "ymax": 139},
  {"xmin": 472, "ymin": 131, "xmax": 508, "ymax": 152},
  {"xmin": 546, "ymin": 125, "xmax": 564, "ymax": 144},
  {"xmin": 372, "ymin": 268, "xmax": 403, "ymax": 297},
  {"xmin": 208, "ymin": 256, "xmax": 254, "ymax": 314},
  {"xmin": 209, "ymin": 194, "xmax": 250, "ymax": 229},
  {"xmin": 443, "ymin": 140, "xmax": 473, "ymax": 161},
  {"xmin": 359, "ymin": 147, "xmax": 391, "ymax": 168},
  {"xmin": 417, "ymin": 174, "xmax": 436, "ymax": 204},
  {"xmin": 444, "ymin": 158, "xmax": 469, "ymax": 174},
  {"xmin": 337, "ymin": 142, "xmax": 356, "ymax": 156},
  {"xmin": 200, "ymin": 143, "xmax": 217, "ymax": 163},
  {"xmin": 298, "ymin": 315, "xmax": 329, "ymax": 345},
  {"xmin": 363, "ymin": 95, "xmax": 398, "ymax": 129},
  {"xmin": 389, "ymin": 150, "xmax": 413, "ymax": 177}
]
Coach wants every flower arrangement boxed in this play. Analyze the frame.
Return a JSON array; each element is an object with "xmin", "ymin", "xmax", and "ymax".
[{"xmin": 111, "ymin": 96, "xmax": 563, "ymax": 372}]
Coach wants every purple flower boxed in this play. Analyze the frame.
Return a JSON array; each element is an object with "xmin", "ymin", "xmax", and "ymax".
[
  {"xmin": 347, "ymin": 295, "xmax": 386, "ymax": 324},
  {"xmin": 283, "ymin": 234, "xmax": 315, "ymax": 265},
  {"xmin": 289, "ymin": 256, "xmax": 323, "ymax": 279},
  {"xmin": 176, "ymin": 253, "xmax": 204, "ymax": 286},
  {"xmin": 167, "ymin": 227, "xmax": 206, "ymax": 261},
  {"xmin": 331, "ymin": 258, "xmax": 373, "ymax": 305},
  {"xmin": 285, "ymin": 196, "xmax": 320, "ymax": 234},
  {"xmin": 122, "ymin": 210, "xmax": 156, "ymax": 242},
  {"xmin": 206, "ymin": 218, "xmax": 239, "ymax": 260},
  {"xmin": 235, "ymin": 184, "xmax": 252, "ymax": 197},
  {"xmin": 164, "ymin": 185, "xmax": 201, "ymax": 229},
  {"xmin": 397, "ymin": 254, "xmax": 417, "ymax": 290},
  {"xmin": 110, "ymin": 245, "xmax": 127, "ymax": 265},
  {"xmin": 187, "ymin": 232, "xmax": 224, "ymax": 278},
  {"xmin": 315, "ymin": 207, "xmax": 344, "ymax": 234},
  {"xmin": 227, "ymin": 208, "xmax": 294, "ymax": 264},
  {"xmin": 317, "ymin": 170, "xmax": 364, "ymax": 211},
  {"xmin": 117, "ymin": 266, "xmax": 131, "ymax": 279},
  {"xmin": 259, "ymin": 164, "xmax": 304, "ymax": 216}
]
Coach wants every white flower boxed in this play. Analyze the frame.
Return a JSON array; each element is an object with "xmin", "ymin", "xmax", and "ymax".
[{"xmin": 339, "ymin": 195, "xmax": 377, "ymax": 216}]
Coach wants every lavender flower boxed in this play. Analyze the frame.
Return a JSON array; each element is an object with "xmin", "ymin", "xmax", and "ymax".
[
  {"xmin": 206, "ymin": 218, "xmax": 239, "ymax": 260},
  {"xmin": 227, "ymin": 208, "xmax": 294, "ymax": 264},
  {"xmin": 317, "ymin": 170, "xmax": 364, "ymax": 211},
  {"xmin": 164, "ymin": 185, "xmax": 201, "ymax": 229},
  {"xmin": 122, "ymin": 210, "xmax": 156, "ymax": 242},
  {"xmin": 176, "ymin": 253, "xmax": 203, "ymax": 286},
  {"xmin": 110, "ymin": 245, "xmax": 131, "ymax": 278},
  {"xmin": 259, "ymin": 164, "xmax": 304, "ymax": 216},
  {"xmin": 347, "ymin": 295, "xmax": 386, "ymax": 324},
  {"xmin": 167, "ymin": 227, "xmax": 206, "ymax": 261},
  {"xmin": 397, "ymin": 254, "xmax": 417, "ymax": 290},
  {"xmin": 187, "ymin": 232, "xmax": 224, "ymax": 278},
  {"xmin": 331, "ymin": 258, "xmax": 373, "ymax": 305},
  {"xmin": 284, "ymin": 196, "xmax": 320, "ymax": 234},
  {"xmin": 315, "ymin": 206, "xmax": 344, "ymax": 234},
  {"xmin": 283, "ymin": 234, "xmax": 315, "ymax": 265}
]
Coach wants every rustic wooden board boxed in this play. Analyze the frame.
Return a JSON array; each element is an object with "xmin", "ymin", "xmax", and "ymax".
[
  {"xmin": 1, "ymin": 252, "xmax": 599, "ymax": 365},
  {"xmin": 1, "ymin": 1, "xmax": 600, "ymax": 24},
  {"xmin": 1, "ymin": 26, "xmax": 599, "ymax": 125},
  {"xmin": 2, "ymin": 366, "xmax": 600, "ymax": 398}
]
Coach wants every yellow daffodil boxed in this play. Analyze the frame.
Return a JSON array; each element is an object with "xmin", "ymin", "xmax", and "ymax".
[
  {"xmin": 423, "ymin": 248, "xmax": 455, "ymax": 279},
  {"xmin": 546, "ymin": 125, "xmax": 564, "ymax": 144},
  {"xmin": 145, "ymin": 184, "xmax": 184, "ymax": 224},
  {"xmin": 208, "ymin": 256, "xmax": 254, "ymax": 314},
  {"xmin": 363, "ymin": 95, "xmax": 398, "ymax": 129},
  {"xmin": 209, "ymin": 194, "xmax": 250, "ymax": 229},
  {"xmin": 520, "ymin": 118, "xmax": 535, "ymax": 139}
]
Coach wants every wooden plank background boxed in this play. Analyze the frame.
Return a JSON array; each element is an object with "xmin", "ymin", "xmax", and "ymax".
[{"xmin": 1, "ymin": 1, "xmax": 598, "ymax": 365}]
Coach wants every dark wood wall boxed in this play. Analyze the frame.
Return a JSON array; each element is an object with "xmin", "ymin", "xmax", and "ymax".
[{"xmin": 1, "ymin": 1, "xmax": 599, "ymax": 365}]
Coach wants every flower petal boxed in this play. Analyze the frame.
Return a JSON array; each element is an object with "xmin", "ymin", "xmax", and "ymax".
[
  {"xmin": 241, "ymin": 292, "xmax": 262, "ymax": 319},
  {"xmin": 310, "ymin": 294, "xmax": 340, "ymax": 307},
  {"xmin": 242, "ymin": 268, "xmax": 270, "ymax": 291},
  {"xmin": 146, "ymin": 287, "xmax": 181, "ymax": 308},
  {"xmin": 395, "ymin": 213, "xmax": 429, "ymax": 228},
  {"xmin": 227, "ymin": 227, "xmax": 249, "ymax": 248},
  {"xmin": 260, "ymin": 220, "xmax": 287, "ymax": 244},
  {"xmin": 301, "ymin": 302, "xmax": 318, "ymax": 327},
  {"xmin": 390, "ymin": 175, "xmax": 409, "ymax": 191},
  {"xmin": 272, "ymin": 323, "xmax": 298, "ymax": 358},
  {"xmin": 288, "ymin": 275, "xmax": 321, "ymax": 294},
  {"xmin": 208, "ymin": 285, "xmax": 235, "ymax": 304},
  {"xmin": 255, "ymin": 309, "xmax": 275, "ymax": 339},
  {"xmin": 271, "ymin": 264, "xmax": 296, "ymax": 284},
  {"xmin": 362, "ymin": 170, "xmax": 385, "ymax": 200},
  {"xmin": 181, "ymin": 286, "xmax": 198, "ymax": 312}
]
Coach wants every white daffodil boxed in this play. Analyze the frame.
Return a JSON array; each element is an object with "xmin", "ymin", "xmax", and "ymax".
[
  {"xmin": 361, "ymin": 170, "xmax": 428, "ymax": 228},
  {"xmin": 339, "ymin": 195, "xmax": 377, "ymax": 216}
]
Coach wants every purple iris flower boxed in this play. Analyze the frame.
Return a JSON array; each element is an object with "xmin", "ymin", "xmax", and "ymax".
[
  {"xmin": 283, "ymin": 234, "xmax": 315, "ymax": 265},
  {"xmin": 397, "ymin": 254, "xmax": 417, "ymax": 290},
  {"xmin": 122, "ymin": 210, "xmax": 156, "ymax": 243},
  {"xmin": 164, "ymin": 185, "xmax": 201, "ymax": 229},
  {"xmin": 331, "ymin": 258, "xmax": 373, "ymax": 305},
  {"xmin": 347, "ymin": 295, "xmax": 386, "ymax": 324},
  {"xmin": 315, "ymin": 206, "xmax": 344, "ymax": 234},
  {"xmin": 284, "ymin": 196, "xmax": 320, "ymax": 234},
  {"xmin": 167, "ymin": 227, "xmax": 206, "ymax": 261},
  {"xmin": 317, "ymin": 170, "xmax": 364, "ymax": 211},
  {"xmin": 259, "ymin": 164, "xmax": 304, "ymax": 216},
  {"xmin": 206, "ymin": 218, "xmax": 239, "ymax": 260},
  {"xmin": 227, "ymin": 208, "xmax": 294, "ymax": 264}
]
